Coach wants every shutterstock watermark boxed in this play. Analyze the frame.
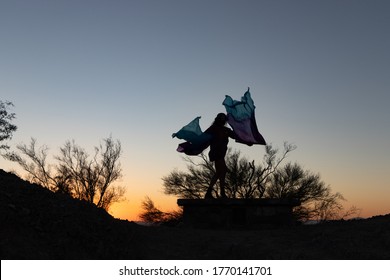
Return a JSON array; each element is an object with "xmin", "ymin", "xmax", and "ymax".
[{"xmin": 119, "ymin": 265, "xmax": 204, "ymax": 276}]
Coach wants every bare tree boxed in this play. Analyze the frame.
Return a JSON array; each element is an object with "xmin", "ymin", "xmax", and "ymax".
[
  {"xmin": 55, "ymin": 137, "xmax": 124, "ymax": 209},
  {"xmin": 0, "ymin": 100, "xmax": 17, "ymax": 153},
  {"xmin": 6, "ymin": 136, "xmax": 125, "ymax": 210},
  {"xmin": 139, "ymin": 196, "xmax": 182, "ymax": 225},
  {"xmin": 139, "ymin": 196, "xmax": 167, "ymax": 223}
]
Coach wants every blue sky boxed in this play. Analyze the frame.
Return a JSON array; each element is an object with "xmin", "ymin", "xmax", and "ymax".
[{"xmin": 1, "ymin": 0, "xmax": 389, "ymax": 220}]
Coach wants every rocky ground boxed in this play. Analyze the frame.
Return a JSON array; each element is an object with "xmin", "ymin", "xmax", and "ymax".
[{"xmin": 1, "ymin": 169, "xmax": 389, "ymax": 260}]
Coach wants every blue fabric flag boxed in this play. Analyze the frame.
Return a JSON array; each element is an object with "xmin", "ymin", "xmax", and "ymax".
[
  {"xmin": 223, "ymin": 88, "xmax": 266, "ymax": 145},
  {"xmin": 172, "ymin": 117, "xmax": 212, "ymax": 155}
]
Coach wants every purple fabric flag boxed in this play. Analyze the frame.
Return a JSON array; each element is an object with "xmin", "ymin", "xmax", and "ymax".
[
  {"xmin": 223, "ymin": 88, "xmax": 266, "ymax": 145},
  {"xmin": 172, "ymin": 117, "xmax": 212, "ymax": 155}
]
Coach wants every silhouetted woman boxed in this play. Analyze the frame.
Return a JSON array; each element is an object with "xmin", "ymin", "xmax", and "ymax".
[{"xmin": 204, "ymin": 113, "xmax": 235, "ymax": 199}]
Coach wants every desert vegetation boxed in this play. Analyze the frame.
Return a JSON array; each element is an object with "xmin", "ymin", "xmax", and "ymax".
[{"xmin": 156, "ymin": 144, "xmax": 358, "ymax": 224}]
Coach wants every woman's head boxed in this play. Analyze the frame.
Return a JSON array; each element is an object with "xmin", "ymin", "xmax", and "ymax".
[{"xmin": 214, "ymin": 113, "xmax": 227, "ymax": 126}]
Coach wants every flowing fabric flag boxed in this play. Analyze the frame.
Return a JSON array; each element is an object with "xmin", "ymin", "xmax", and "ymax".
[
  {"xmin": 172, "ymin": 88, "xmax": 266, "ymax": 155},
  {"xmin": 223, "ymin": 88, "xmax": 266, "ymax": 145},
  {"xmin": 172, "ymin": 116, "xmax": 212, "ymax": 155}
]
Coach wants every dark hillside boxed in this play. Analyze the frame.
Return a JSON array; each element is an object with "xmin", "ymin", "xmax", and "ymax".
[
  {"xmin": 1, "ymin": 169, "xmax": 390, "ymax": 259},
  {"xmin": 0, "ymin": 169, "xmax": 144, "ymax": 259}
]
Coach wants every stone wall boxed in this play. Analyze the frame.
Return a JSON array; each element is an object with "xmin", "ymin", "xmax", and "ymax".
[{"xmin": 177, "ymin": 198, "xmax": 300, "ymax": 229}]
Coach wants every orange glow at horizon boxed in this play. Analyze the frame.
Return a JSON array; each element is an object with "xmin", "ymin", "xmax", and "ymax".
[
  {"xmin": 109, "ymin": 193, "xmax": 179, "ymax": 221},
  {"xmin": 108, "ymin": 172, "xmax": 180, "ymax": 221}
]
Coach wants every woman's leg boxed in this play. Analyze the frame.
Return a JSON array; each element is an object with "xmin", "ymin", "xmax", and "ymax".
[
  {"xmin": 215, "ymin": 159, "xmax": 227, "ymax": 198},
  {"xmin": 205, "ymin": 173, "xmax": 218, "ymax": 198},
  {"xmin": 205, "ymin": 158, "xmax": 228, "ymax": 198},
  {"xmin": 204, "ymin": 159, "xmax": 222, "ymax": 198}
]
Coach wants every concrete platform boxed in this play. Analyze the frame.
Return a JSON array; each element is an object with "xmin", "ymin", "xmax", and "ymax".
[{"xmin": 177, "ymin": 198, "xmax": 300, "ymax": 228}]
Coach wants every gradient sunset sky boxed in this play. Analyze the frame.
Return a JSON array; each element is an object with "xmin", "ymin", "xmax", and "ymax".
[{"xmin": 1, "ymin": 0, "xmax": 389, "ymax": 220}]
